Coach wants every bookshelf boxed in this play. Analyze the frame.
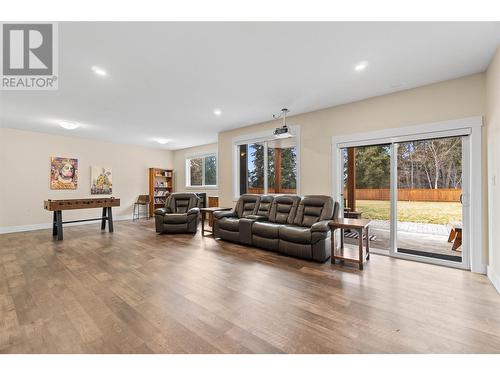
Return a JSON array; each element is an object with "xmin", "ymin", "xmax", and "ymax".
[{"xmin": 149, "ymin": 168, "xmax": 174, "ymax": 217}]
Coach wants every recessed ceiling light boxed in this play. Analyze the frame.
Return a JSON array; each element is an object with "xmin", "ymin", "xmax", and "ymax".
[
  {"xmin": 156, "ymin": 138, "xmax": 169, "ymax": 145},
  {"xmin": 58, "ymin": 121, "xmax": 79, "ymax": 130},
  {"xmin": 213, "ymin": 108, "xmax": 222, "ymax": 116},
  {"xmin": 354, "ymin": 61, "xmax": 368, "ymax": 72},
  {"xmin": 91, "ymin": 66, "xmax": 107, "ymax": 76}
]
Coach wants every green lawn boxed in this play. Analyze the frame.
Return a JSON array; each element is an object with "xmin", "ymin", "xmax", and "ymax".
[{"xmin": 356, "ymin": 200, "xmax": 462, "ymax": 224}]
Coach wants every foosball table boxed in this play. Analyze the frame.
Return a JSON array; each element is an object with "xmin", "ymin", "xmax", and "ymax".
[{"xmin": 44, "ymin": 198, "xmax": 120, "ymax": 241}]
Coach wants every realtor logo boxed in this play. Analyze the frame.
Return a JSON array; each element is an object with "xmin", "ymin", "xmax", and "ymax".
[{"xmin": 1, "ymin": 22, "xmax": 58, "ymax": 90}]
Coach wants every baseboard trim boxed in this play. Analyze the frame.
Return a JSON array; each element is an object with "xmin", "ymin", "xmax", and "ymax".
[
  {"xmin": 487, "ymin": 265, "xmax": 500, "ymax": 294},
  {"xmin": 0, "ymin": 215, "xmax": 133, "ymax": 234}
]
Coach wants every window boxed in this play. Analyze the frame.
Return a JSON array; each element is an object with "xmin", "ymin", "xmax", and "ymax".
[
  {"xmin": 238, "ymin": 137, "xmax": 297, "ymax": 195},
  {"xmin": 186, "ymin": 153, "xmax": 217, "ymax": 187}
]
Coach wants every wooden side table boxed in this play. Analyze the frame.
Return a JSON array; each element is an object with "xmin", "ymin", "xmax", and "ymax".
[
  {"xmin": 200, "ymin": 207, "xmax": 232, "ymax": 236},
  {"xmin": 207, "ymin": 196, "xmax": 220, "ymax": 227},
  {"xmin": 329, "ymin": 218, "xmax": 371, "ymax": 270}
]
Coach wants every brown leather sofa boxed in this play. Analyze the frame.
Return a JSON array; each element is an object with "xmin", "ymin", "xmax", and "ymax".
[
  {"xmin": 154, "ymin": 193, "xmax": 200, "ymax": 234},
  {"xmin": 213, "ymin": 194, "xmax": 339, "ymax": 262}
]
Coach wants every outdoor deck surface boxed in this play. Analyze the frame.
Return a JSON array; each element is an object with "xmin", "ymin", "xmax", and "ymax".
[{"xmin": 344, "ymin": 219, "xmax": 461, "ymax": 260}]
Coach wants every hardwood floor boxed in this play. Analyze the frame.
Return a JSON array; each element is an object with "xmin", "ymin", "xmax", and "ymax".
[{"xmin": 1, "ymin": 219, "xmax": 500, "ymax": 353}]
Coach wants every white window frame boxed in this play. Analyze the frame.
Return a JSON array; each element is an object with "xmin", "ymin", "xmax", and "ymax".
[
  {"xmin": 331, "ymin": 116, "xmax": 485, "ymax": 274},
  {"xmin": 185, "ymin": 152, "xmax": 218, "ymax": 189},
  {"xmin": 232, "ymin": 125, "xmax": 301, "ymax": 201}
]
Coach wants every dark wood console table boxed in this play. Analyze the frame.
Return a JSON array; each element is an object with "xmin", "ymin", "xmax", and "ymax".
[{"xmin": 44, "ymin": 198, "xmax": 120, "ymax": 241}]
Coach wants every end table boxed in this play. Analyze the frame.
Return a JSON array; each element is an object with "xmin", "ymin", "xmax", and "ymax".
[
  {"xmin": 200, "ymin": 207, "xmax": 232, "ymax": 236},
  {"xmin": 329, "ymin": 218, "xmax": 371, "ymax": 270}
]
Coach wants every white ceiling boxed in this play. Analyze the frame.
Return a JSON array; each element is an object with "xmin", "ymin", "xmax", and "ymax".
[{"xmin": 1, "ymin": 22, "xmax": 499, "ymax": 150}]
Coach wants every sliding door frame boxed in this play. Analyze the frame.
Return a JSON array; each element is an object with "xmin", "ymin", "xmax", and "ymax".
[{"xmin": 331, "ymin": 116, "xmax": 484, "ymax": 273}]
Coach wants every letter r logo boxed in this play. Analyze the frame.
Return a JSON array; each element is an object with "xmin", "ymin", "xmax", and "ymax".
[{"xmin": 2, "ymin": 24, "xmax": 53, "ymax": 75}]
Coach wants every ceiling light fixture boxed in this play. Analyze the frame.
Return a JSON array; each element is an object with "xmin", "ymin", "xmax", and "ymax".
[
  {"xmin": 91, "ymin": 66, "xmax": 107, "ymax": 76},
  {"xmin": 354, "ymin": 61, "xmax": 368, "ymax": 72},
  {"xmin": 213, "ymin": 108, "xmax": 222, "ymax": 116},
  {"xmin": 58, "ymin": 121, "xmax": 80, "ymax": 130},
  {"xmin": 156, "ymin": 138, "xmax": 169, "ymax": 145}
]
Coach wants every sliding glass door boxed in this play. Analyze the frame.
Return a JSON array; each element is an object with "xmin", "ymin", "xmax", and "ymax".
[
  {"xmin": 394, "ymin": 136, "xmax": 465, "ymax": 263},
  {"xmin": 339, "ymin": 134, "xmax": 469, "ymax": 268}
]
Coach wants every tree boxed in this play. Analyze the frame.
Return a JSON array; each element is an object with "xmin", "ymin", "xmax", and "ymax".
[
  {"xmin": 190, "ymin": 158, "xmax": 203, "ymax": 186},
  {"xmin": 349, "ymin": 137, "xmax": 462, "ymax": 195},
  {"xmin": 355, "ymin": 145, "xmax": 391, "ymax": 188},
  {"xmin": 248, "ymin": 143, "xmax": 265, "ymax": 189},
  {"xmin": 280, "ymin": 147, "xmax": 297, "ymax": 189},
  {"xmin": 204, "ymin": 155, "xmax": 217, "ymax": 185},
  {"xmin": 398, "ymin": 138, "xmax": 462, "ymax": 189}
]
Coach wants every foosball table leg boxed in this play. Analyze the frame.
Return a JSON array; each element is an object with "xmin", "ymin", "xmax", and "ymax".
[
  {"xmin": 107, "ymin": 207, "xmax": 114, "ymax": 232},
  {"xmin": 101, "ymin": 207, "xmax": 107, "ymax": 230},
  {"xmin": 52, "ymin": 211, "xmax": 57, "ymax": 236},
  {"xmin": 56, "ymin": 211, "xmax": 63, "ymax": 241}
]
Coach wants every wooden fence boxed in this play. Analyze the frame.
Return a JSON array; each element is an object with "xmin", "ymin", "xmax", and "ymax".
[
  {"xmin": 246, "ymin": 187, "xmax": 460, "ymax": 202},
  {"xmin": 353, "ymin": 188, "xmax": 461, "ymax": 202}
]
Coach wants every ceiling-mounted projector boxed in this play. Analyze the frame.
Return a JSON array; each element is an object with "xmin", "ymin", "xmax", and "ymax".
[
  {"xmin": 273, "ymin": 124, "xmax": 291, "ymax": 138},
  {"xmin": 272, "ymin": 108, "xmax": 295, "ymax": 139}
]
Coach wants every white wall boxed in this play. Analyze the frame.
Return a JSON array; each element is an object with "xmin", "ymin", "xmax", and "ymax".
[
  {"xmin": 486, "ymin": 47, "xmax": 500, "ymax": 292},
  {"xmin": 0, "ymin": 128, "xmax": 173, "ymax": 232}
]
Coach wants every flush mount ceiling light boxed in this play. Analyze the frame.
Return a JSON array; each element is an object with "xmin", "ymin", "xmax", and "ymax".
[
  {"xmin": 354, "ymin": 61, "xmax": 368, "ymax": 72},
  {"xmin": 156, "ymin": 138, "xmax": 169, "ymax": 145},
  {"xmin": 213, "ymin": 108, "xmax": 222, "ymax": 116},
  {"xmin": 91, "ymin": 66, "xmax": 107, "ymax": 76},
  {"xmin": 58, "ymin": 121, "xmax": 80, "ymax": 130}
]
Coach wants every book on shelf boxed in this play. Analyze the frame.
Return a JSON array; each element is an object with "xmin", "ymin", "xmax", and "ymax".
[
  {"xmin": 155, "ymin": 171, "xmax": 172, "ymax": 178},
  {"xmin": 154, "ymin": 190, "xmax": 170, "ymax": 197},
  {"xmin": 154, "ymin": 181, "xmax": 172, "ymax": 188}
]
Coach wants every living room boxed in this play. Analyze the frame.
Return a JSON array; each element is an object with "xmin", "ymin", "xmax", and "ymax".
[{"xmin": 1, "ymin": 1, "xmax": 500, "ymax": 372}]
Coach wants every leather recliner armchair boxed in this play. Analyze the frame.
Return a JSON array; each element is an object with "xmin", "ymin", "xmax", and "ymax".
[
  {"xmin": 154, "ymin": 193, "xmax": 200, "ymax": 234},
  {"xmin": 278, "ymin": 195, "xmax": 338, "ymax": 262},
  {"xmin": 251, "ymin": 195, "xmax": 301, "ymax": 251},
  {"xmin": 214, "ymin": 194, "xmax": 274, "ymax": 245},
  {"xmin": 213, "ymin": 194, "xmax": 261, "ymax": 242}
]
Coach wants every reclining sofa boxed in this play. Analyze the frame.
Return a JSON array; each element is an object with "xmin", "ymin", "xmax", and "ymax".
[
  {"xmin": 154, "ymin": 192, "xmax": 200, "ymax": 234},
  {"xmin": 213, "ymin": 194, "xmax": 339, "ymax": 262}
]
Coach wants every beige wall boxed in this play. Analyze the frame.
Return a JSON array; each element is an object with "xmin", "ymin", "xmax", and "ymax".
[
  {"xmin": 487, "ymin": 47, "xmax": 500, "ymax": 286},
  {"xmin": 173, "ymin": 142, "xmax": 219, "ymax": 200},
  {"xmin": 218, "ymin": 73, "xmax": 486, "ymax": 208},
  {"xmin": 0, "ymin": 128, "xmax": 173, "ymax": 231}
]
